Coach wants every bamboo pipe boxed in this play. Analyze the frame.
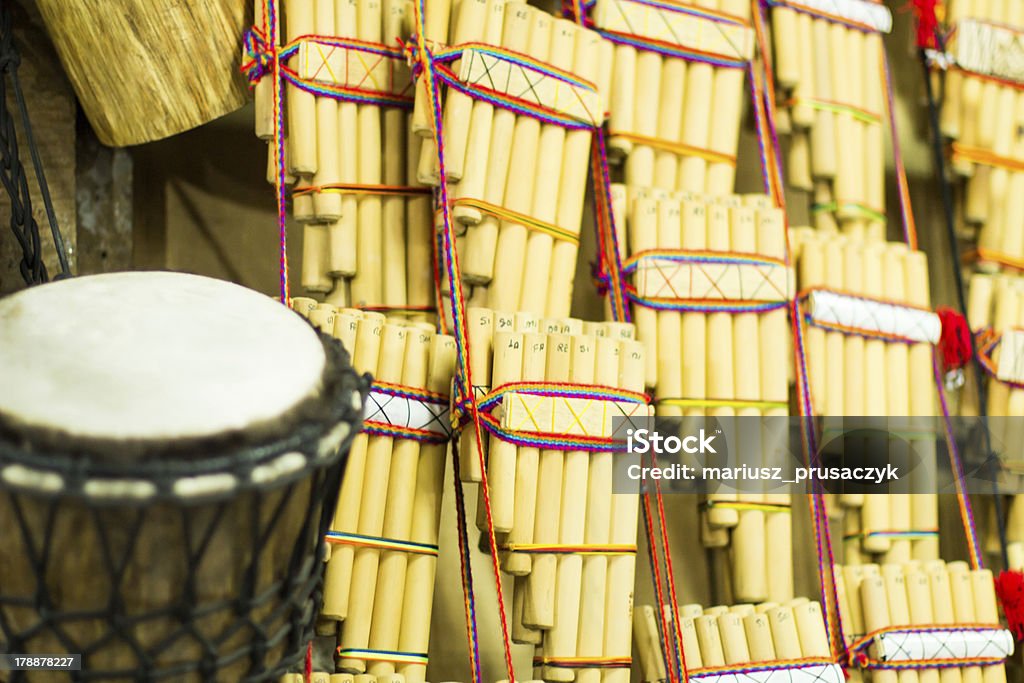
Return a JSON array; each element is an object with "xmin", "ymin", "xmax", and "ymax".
[
  {"xmin": 790, "ymin": 11, "xmax": 815, "ymax": 130},
  {"xmin": 396, "ymin": 336, "xmax": 456, "ymax": 683},
  {"xmin": 410, "ymin": 0, "xmax": 452, "ymax": 136},
  {"xmin": 543, "ymin": 335, "xmax": 597, "ymax": 679},
  {"xmin": 460, "ymin": 4, "xmax": 531, "ymax": 284},
  {"xmin": 483, "ymin": 331, "xmax": 524, "ymax": 532},
  {"xmin": 366, "ymin": 326, "xmax": 433, "ymax": 676},
  {"xmin": 339, "ymin": 324, "xmax": 413, "ymax": 672},
  {"xmin": 677, "ymin": 36, "xmax": 713, "ymax": 193},
  {"xmin": 759, "ymin": 206, "xmax": 792, "ymax": 602},
  {"xmin": 487, "ymin": 10, "xmax": 554, "ymax": 310},
  {"xmin": 971, "ymin": 569, "xmax": 1009, "ymax": 683},
  {"xmin": 513, "ymin": 19, "xmax": 579, "ymax": 315},
  {"xmin": 603, "ymin": 339, "xmax": 645, "ymax": 683},
  {"xmin": 633, "ymin": 604, "xmax": 666, "ymax": 682},
  {"xmin": 860, "ymin": 575, "xmax": 899, "ymax": 683},
  {"xmin": 327, "ymin": 0, "xmax": 359, "ymax": 277},
  {"xmin": 906, "ymin": 251, "xmax": 939, "ymax": 562},
  {"xmin": 882, "ymin": 565, "xmax": 921, "ymax": 683},
  {"xmin": 382, "ymin": 0, "xmax": 409, "ymax": 309},
  {"xmin": 705, "ymin": 32, "xmax": 746, "ymax": 192},
  {"xmin": 863, "ymin": 33, "xmax": 886, "ymax": 242},
  {"xmin": 503, "ymin": 332, "xmax": 547, "ymax": 575},
  {"xmin": 997, "ymin": 92, "xmax": 1024, "ymax": 261},
  {"xmin": 655, "ymin": 199, "xmax": 684, "ymax": 418},
  {"xmin": 928, "ymin": 565, "xmax": 966, "ymax": 683},
  {"xmin": 732, "ymin": 204, "xmax": 766, "ymax": 603},
  {"xmin": 835, "ymin": 26, "xmax": 864, "ymax": 233},
  {"xmin": 905, "ymin": 570, "xmax": 941, "ymax": 683},
  {"xmin": 680, "ymin": 199, "xmax": 708, "ymax": 420},
  {"xmin": 705, "ymin": 203, "xmax": 738, "ymax": 528},
  {"xmin": 524, "ymin": 330, "xmax": 572, "ymax": 629},
  {"xmin": 323, "ymin": 313, "xmax": 387, "ymax": 619},
  {"xmin": 860, "ymin": 244, "xmax": 891, "ymax": 558},
  {"xmin": 607, "ymin": 35, "xmax": 637, "ymax": 159},
  {"xmin": 632, "ymin": 197, "xmax": 661, "ymax": 388},
  {"xmin": 546, "ymin": 26, "xmax": 602, "ymax": 318},
  {"xmin": 881, "ymin": 246, "xmax": 913, "ymax": 566},
  {"xmin": 624, "ymin": 45, "xmax": 663, "ymax": 190},
  {"xmin": 655, "ymin": 56, "xmax": 687, "ymax": 190},
  {"xmin": 427, "ymin": 0, "xmax": 493, "ymax": 183},
  {"xmin": 350, "ymin": 0, "xmax": 385, "ymax": 307},
  {"xmin": 575, "ymin": 336, "xmax": 620, "ymax": 683},
  {"xmin": 809, "ymin": 17, "xmax": 837, "ymax": 179},
  {"xmin": 454, "ymin": 0, "xmax": 529, "ymax": 230},
  {"xmin": 947, "ymin": 563, "xmax": 984, "ymax": 683},
  {"xmin": 313, "ymin": 0, "xmax": 343, "ymax": 224},
  {"xmin": 459, "ymin": 308, "xmax": 494, "ymax": 482},
  {"xmin": 286, "ymin": 0, "xmax": 317, "ymax": 176}
]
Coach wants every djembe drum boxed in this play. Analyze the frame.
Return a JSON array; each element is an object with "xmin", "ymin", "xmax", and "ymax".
[{"xmin": 0, "ymin": 272, "xmax": 367, "ymax": 682}]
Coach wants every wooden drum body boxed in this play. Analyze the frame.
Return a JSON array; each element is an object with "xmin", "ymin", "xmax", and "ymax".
[{"xmin": 0, "ymin": 272, "xmax": 368, "ymax": 681}]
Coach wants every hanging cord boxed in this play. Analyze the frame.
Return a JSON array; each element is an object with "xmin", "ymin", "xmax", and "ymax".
[
  {"xmin": 918, "ymin": 46, "xmax": 1008, "ymax": 570},
  {"xmin": 0, "ymin": 0, "xmax": 70, "ymax": 285}
]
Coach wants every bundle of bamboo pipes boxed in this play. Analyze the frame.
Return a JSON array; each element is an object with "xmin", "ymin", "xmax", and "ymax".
[
  {"xmin": 293, "ymin": 298, "xmax": 457, "ymax": 683},
  {"xmin": 256, "ymin": 0, "xmax": 435, "ymax": 316},
  {"xmin": 593, "ymin": 0, "xmax": 754, "ymax": 196},
  {"xmin": 770, "ymin": 0, "xmax": 891, "ymax": 240},
  {"xmin": 940, "ymin": 0, "xmax": 1024, "ymax": 259},
  {"xmin": 611, "ymin": 185, "xmax": 794, "ymax": 605},
  {"xmin": 836, "ymin": 561, "xmax": 1011, "ymax": 680},
  {"xmin": 790, "ymin": 230, "xmax": 940, "ymax": 567},
  {"xmin": 633, "ymin": 599, "xmax": 841, "ymax": 682},
  {"xmin": 413, "ymin": 1, "xmax": 608, "ymax": 320},
  {"xmin": 459, "ymin": 308, "xmax": 647, "ymax": 682},
  {"xmin": 962, "ymin": 274, "xmax": 1024, "ymax": 569}
]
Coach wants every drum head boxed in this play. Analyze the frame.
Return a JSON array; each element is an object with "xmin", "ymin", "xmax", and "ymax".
[{"xmin": 0, "ymin": 271, "xmax": 328, "ymax": 451}]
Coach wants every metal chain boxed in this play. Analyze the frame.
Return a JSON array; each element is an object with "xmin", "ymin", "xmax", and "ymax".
[{"xmin": 0, "ymin": 0, "xmax": 70, "ymax": 286}]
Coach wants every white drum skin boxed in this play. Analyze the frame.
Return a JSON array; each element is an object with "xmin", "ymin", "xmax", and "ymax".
[{"xmin": 0, "ymin": 271, "xmax": 326, "ymax": 442}]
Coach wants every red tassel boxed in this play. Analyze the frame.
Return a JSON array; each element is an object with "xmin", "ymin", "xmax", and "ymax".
[
  {"xmin": 995, "ymin": 570, "xmax": 1024, "ymax": 640},
  {"xmin": 908, "ymin": 0, "xmax": 941, "ymax": 49},
  {"xmin": 937, "ymin": 307, "xmax": 972, "ymax": 373},
  {"xmin": 304, "ymin": 641, "xmax": 314, "ymax": 682}
]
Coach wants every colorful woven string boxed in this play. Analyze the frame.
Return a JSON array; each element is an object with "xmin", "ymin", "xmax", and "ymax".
[
  {"xmin": 533, "ymin": 656, "xmax": 633, "ymax": 669},
  {"xmin": 976, "ymin": 329, "xmax": 1024, "ymax": 391},
  {"xmin": 325, "ymin": 531, "xmax": 440, "ymax": 556},
  {"xmin": 688, "ymin": 657, "xmax": 841, "ymax": 678},
  {"xmin": 336, "ymin": 648, "xmax": 429, "ymax": 666}
]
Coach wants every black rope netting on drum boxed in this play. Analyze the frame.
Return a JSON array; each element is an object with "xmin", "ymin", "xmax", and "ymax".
[
  {"xmin": 0, "ymin": 0, "xmax": 70, "ymax": 286},
  {"xmin": 0, "ymin": 341, "xmax": 369, "ymax": 682}
]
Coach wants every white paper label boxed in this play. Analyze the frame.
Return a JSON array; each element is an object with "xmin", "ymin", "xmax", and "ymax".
[{"xmin": 807, "ymin": 290, "xmax": 941, "ymax": 344}]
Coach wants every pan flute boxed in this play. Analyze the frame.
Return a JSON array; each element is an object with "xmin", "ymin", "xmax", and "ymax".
[
  {"xmin": 633, "ymin": 600, "xmax": 843, "ymax": 683},
  {"xmin": 610, "ymin": 185, "xmax": 795, "ymax": 605},
  {"xmin": 588, "ymin": 0, "xmax": 755, "ymax": 196},
  {"xmin": 836, "ymin": 562, "xmax": 1012, "ymax": 680},
  {"xmin": 412, "ymin": 2, "xmax": 608, "ymax": 321},
  {"xmin": 938, "ymin": 1, "xmax": 1024, "ymax": 264},
  {"xmin": 457, "ymin": 309, "xmax": 650, "ymax": 682},
  {"xmin": 769, "ymin": 0, "xmax": 893, "ymax": 241},
  {"xmin": 962, "ymin": 274, "xmax": 1024, "ymax": 568},
  {"xmin": 256, "ymin": 0, "xmax": 436, "ymax": 318},
  {"xmin": 293, "ymin": 301, "xmax": 456, "ymax": 683},
  {"xmin": 791, "ymin": 230, "xmax": 942, "ymax": 567}
]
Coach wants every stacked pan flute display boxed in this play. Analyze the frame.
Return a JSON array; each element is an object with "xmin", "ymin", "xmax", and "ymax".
[
  {"xmin": 789, "ymin": 229, "xmax": 941, "ymax": 569},
  {"xmin": 632, "ymin": 599, "xmax": 842, "ymax": 683},
  {"xmin": 930, "ymin": 1, "xmax": 1024, "ymax": 567},
  {"xmin": 256, "ymin": 0, "xmax": 435, "ymax": 316},
  {"xmin": 292, "ymin": 298, "xmax": 456, "ymax": 682},
  {"xmin": 417, "ymin": 0, "xmax": 608, "ymax": 322},
  {"xmin": 610, "ymin": 187, "xmax": 795, "ymax": 607},
  {"xmin": 459, "ymin": 310, "xmax": 649, "ymax": 682},
  {"xmin": 769, "ymin": 0, "xmax": 892, "ymax": 239}
]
